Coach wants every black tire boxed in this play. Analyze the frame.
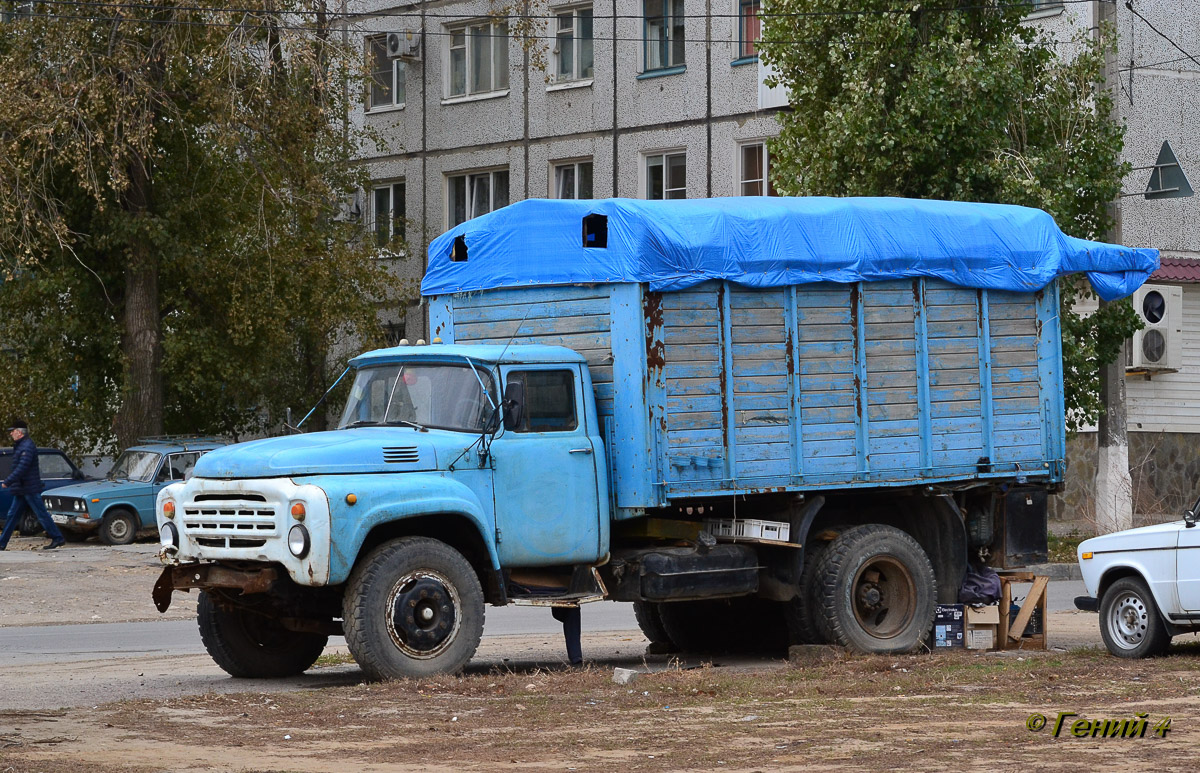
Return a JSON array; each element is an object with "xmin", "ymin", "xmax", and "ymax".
[
  {"xmin": 813, "ymin": 524, "xmax": 936, "ymax": 654},
  {"xmin": 657, "ymin": 597, "xmax": 789, "ymax": 654},
  {"xmin": 785, "ymin": 539, "xmax": 831, "ymax": 645},
  {"xmin": 1099, "ymin": 576, "xmax": 1172, "ymax": 658},
  {"xmin": 20, "ymin": 511, "xmax": 44, "ymax": 536},
  {"xmin": 632, "ymin": 601, "xmax": 673, "ymax": 646},
  {"xmin": 343, "ymin": 537, "xmax": 485, "ymax": 680},
  {"xmin": 99, "ymin": 509, "xmax": 138, "ymax": 546},
  {"xmin": 197, "ymin": 591, "xmax": 328, "ymax": 678}
]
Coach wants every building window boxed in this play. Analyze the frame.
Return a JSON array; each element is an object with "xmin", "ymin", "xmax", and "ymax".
[
  {"xmin": 644, "ymin": 0, "xmax": 685, "ymax": 71},
  {"xmin": 1, "ymin": 1, "xmax": 33, "ymax": 23},
  {"xmin": 553, "ymin": 160, "xmax": 593, "ymax": 199},
  {"xmin": 367, "ymin": 36, "xmax": 406, "ymax": 109},
  {"xmin": 1029, "ymin": 0, "xmax": 1063, "ymax": 10},
  {"xmin": 448, "ymin": 169, "xmax": 510, "ymax": 227},
  {"xmin": 739, "ymin": 0, "xmax": 760, "ymax": 59},
  {"xmin": 448, "ymin": 21, "xmax": 509, "ymax": 97},
  {"xmin": 646, "ymin": 152, "xmax": 686, "ymax": 199},
  {"xmin": 372, "ymin": 181, "xmax": 406, "ymax": 248},
  {"xmin": 739, "ymin": 142, "xmax": 776, "ymax": 196},
  {"xmin": 555, "ymin": 6, "xmax": 594, "ymax": 82},
  {"xmin": 384, "ymin": 321, "xmax": 407, "ymax": 347}
]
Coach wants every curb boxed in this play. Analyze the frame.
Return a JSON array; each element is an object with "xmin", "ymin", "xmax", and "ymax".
[{"xmin": 1023, "ymin": 562, "xmax": 1082, "ymax": 581}]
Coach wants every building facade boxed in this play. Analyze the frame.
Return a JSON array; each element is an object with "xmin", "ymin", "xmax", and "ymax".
[
  {"xmin": 346, "ymin": 0, "xmax": 783, "ymax": 341},
  {"xmin": 1034, "ymin": 1, "xmax": 1200, "ymax": 525}
]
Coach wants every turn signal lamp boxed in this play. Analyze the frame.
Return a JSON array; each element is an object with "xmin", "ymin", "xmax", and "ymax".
[
  {"xmin": 290, "ymin": 502, "xmax": 306, "ymax": 521},
  {"xmin": 1081, "ymin": 551, "xmax": 1093, "ymax": 560},
  {"xmin": 346, "ymin": 493, "xmax": 357, "ymax": 505},
  {"xmin": 163, "ymin": 501, "xmax": 176, "ymax": 519}
]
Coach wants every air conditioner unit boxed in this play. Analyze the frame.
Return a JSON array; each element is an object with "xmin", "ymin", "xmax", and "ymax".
[
  {"xmin": 386, "ymin": 29, "xmax": 422, "ymax": 60},
  {"xmin": 1127, "ymin": 283, "xmax": 1182, "ymax": 372}
]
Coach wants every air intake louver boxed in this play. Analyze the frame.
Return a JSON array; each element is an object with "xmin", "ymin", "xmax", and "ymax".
[{"xmin": 383, "ymin": 446, "xmax": 420, "ymax": 464}]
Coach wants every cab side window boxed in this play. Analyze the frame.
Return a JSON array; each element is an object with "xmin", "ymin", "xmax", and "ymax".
[{"xmin": 506, "ymin": 370, "xmax": 578, "ymax": 432}]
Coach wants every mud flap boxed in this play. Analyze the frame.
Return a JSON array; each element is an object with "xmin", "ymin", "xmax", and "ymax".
[{"xmin": 152, "ymin": 566, "xmax": 176, "ymax": 613}]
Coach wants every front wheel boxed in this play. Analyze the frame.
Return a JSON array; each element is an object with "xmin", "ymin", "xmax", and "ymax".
[
  {"xmin": 343, "ymin": 537, "xmax": 485, "ymax": 680},
  {"xmin": 1099, "ymin": 576, "xmax": 1171, "ymax": 658},
  {"xmin": 813, "ymin": 524, "xmax": 935, "ymax": 654},
  {"xmin": 100, "ymin": 509, "xmax": 139, "ymax": 545},
  {"xmin": 197, "ymin": 591, "xmax": 329, "ymax": 678}
]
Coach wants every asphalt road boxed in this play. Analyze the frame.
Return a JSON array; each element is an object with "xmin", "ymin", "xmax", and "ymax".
[{"xmin": 0, "ymin": 581, "xmax": 1086, "ymax": 668}]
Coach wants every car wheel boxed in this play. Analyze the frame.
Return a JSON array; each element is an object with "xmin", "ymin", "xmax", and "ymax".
[
  {"xmin": 1099, "ymin": 576, "xmax": 1171, "ymax": 658},
  {"xmin": 198, "ymin": 591, "xmax": 328, "ymax": 678},
  {"xmin": 99, "ymin": 509, "xmax": 139, "ymax": 546},
  {"xmin": 19, "ymin": 511, "xmax": 44, "ymax": 537},
  {"xmin": 813, "ymin": 524, "xmax": 936, "ymax": 655},
  {"xmin": 343, "ymin": 537, "xmax": 485, "ymax": 680}
]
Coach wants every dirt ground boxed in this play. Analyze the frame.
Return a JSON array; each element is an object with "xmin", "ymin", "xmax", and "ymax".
[{"xmin": 4, "ymin": 536, "xmax": 1200, "ymax": 772}]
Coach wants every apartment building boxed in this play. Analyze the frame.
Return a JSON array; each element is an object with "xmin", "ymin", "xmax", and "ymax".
[{"xmin": 346, "ymin": 0, "xmax": 784, "ymax": 342}]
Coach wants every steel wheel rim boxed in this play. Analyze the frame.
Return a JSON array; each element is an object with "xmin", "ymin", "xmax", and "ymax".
[
  {"xmin": 851, "ymin": 556, "xmax": 917, "ymax": 640},
  {"xmin": 109, "ymin": 517, "xmax": 132, "ymax": 541},
  {"xmin": 1107, "ymin": 591, "xmax": 1149, "ymax": 649},
  {"xmin": 385, "ymin": 570, "xmax": 461, "ymax": 659}
]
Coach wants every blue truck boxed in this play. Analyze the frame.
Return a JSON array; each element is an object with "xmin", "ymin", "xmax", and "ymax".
[{"xmin": 152, "ymin": 197, "xmax": 1157, "ymax": 679}]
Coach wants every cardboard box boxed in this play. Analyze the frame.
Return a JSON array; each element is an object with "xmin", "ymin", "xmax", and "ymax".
[
  {"xmin": 933, "ymin": 603, "xmax": 964, "ymax": 648},
  {"xmin": 966, "ymin": 626, "xmax": 996, "ymax": 650},
  {"xmin": 966, "ymin": 605, "xmax": 1000, "ymax": 625}
]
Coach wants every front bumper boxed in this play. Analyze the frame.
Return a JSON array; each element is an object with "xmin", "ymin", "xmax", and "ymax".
[
  {"xmin": 1074, "ymin": 595, "xmax": 1098, "ymax": 612},
  {"xmin": 47, "ymin": 513, "xmax": 100, "ymax": 532},
  {"xmin": 156, "ymin": 477, "xmax": 331, "ymax": 586}
]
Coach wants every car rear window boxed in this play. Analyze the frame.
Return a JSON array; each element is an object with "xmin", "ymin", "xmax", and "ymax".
[{"xmin": 39, "ymin": 452, "xmax": 75, "ymax": 479}]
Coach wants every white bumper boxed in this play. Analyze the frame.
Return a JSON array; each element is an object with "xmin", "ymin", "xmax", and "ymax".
[{"xmin": 156, "ymin": 477, "xmax": 331, "ymax": 586}]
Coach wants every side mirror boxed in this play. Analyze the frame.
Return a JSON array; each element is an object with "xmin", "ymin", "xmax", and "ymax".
[
  {"xmin": 502, "ymin": 382, "xmax": 524, "ymax": 431},
  {"xmin": 1187, "ymin": 499, "xmax": 1200, "ymax": 528}
]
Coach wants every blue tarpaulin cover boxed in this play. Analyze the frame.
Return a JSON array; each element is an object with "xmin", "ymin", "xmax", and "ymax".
[{"xmin": 422, "ymin": 197, "xmax": 1159, "ymax": 301}]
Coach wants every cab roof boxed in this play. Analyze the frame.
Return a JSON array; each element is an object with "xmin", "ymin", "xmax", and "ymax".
[{"xmin": 349, "ymin": 343, "xmax": 587, "ymax": 368}]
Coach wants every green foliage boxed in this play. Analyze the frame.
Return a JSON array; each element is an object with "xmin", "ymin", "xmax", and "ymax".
[
  {"xmin": 0, "ymin": 3, "xmax": 411, "ymax": 457},
  {"xmin": 760, "ymin": 2, "xmax": 1141, "ymax": 432}
]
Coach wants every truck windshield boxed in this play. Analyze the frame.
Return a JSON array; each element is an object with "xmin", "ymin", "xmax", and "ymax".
[
  {"xmin": 338, "ymin": 363, "xmax": 497, "ymax": 433},
  {"xmin": 108, "ymin": 450, "xmax": 163, "ymax": 482}
]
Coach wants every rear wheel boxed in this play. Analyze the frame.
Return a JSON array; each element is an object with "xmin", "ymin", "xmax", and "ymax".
[
  {"xmin": 343, "ymin": 537, "xmax": 485, "ymax": 680},
  {"xmin": 784, "ymin": 539, "xmax": 831, "ymax": 645},
  {"xmin": 100, "ymin": 509, "xmax": 138, "ymax": 545},
  {"xmin": 198, "ymin": 591, "xmax": 328, "ymax": 678},
  {"xmin": 1099, "ymin": 576, "xmax": 1171, "ymax": 658},
  {"xmin": 632, "ymin": 601, "xmax": 674, "ymax": 648},
  {"xmin": 814, "ymin": 524, "xmax": 935, "ymax": 654}
]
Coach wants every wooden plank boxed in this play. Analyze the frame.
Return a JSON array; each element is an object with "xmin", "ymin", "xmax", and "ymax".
[
  {"xmin": 729, "ymin": 290, "xmax": 787, "ymax": 309},
  {"xmin": 733, "ymin": 375, "xmax": 788, "ymax": 395},
  {"xmin": 867, "ymin": 403, "xmax": 918, "ymax": 422},
  {"xmin": 664, "ymin": 326, "xmax": 720, "ymax": 345},
  {"xmin": 733, "ymin": 359, "xmax": 788, "ymax": 378},
  {"xmin": 736, "ymin": 424, "xmax": 791, "ymax": 444},
  {"xmin": 793, "ymin": 324, "xmax": 856, "ymax": 342},
  {"xmin": 730, "ymin": 326, "xmax": 787, "ymax": 344},
  {"xmin": 660, "ymin": 308, "xmax": 721, "ymax": 327},
  {"xmin": 929, "ymin": 368, "xmax": 981, "ymax": 387},
  {"xmin": 667, "ymin": 377, "xmax": 722, "ymax": 397},
  {"xmin": 667, "ymin": 395, "xmax": 723, "ymax": 414},
  {"xmin": 731, "ymin": 307, "xmax": 787, "ymax": 326},
  {"xmin": 735, "ymin": 442, "xmax": 791, "ymax": 462},
  {"xmin": 666, "ymin": 412, "xmax": 723, "ymax": 431},
  {"xmin": 800, "ymin": 423, "xmax": 856, "ymax": 441},
  {"xmin": 664, "ymin": 343, "xmax": 722, "ymax": 363}
]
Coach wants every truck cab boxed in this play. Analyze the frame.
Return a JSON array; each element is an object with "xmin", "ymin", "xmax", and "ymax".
[{"xmin": 155, "ymin": 343, "xmax": 609, "ymax": 680}]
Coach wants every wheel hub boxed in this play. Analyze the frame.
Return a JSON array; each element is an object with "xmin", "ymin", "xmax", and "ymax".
[
  {"xmin": 389, "ymin": 575, "xmax": 458, "ymax": 656},
  {"xmin": 1110, "ymin": 593, "xmax": 1147, "ymax": 647},
  {"xmin": 857, "ymin": 584, "xmax": 883, "ymax": 610}
]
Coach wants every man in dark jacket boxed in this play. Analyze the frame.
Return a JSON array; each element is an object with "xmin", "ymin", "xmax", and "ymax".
[{"xmin": 0, "ymin": 419, "xmax": 66, "ymax": 550}]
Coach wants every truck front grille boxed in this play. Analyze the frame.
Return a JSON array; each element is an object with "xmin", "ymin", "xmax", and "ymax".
[{"xmin": 182, "ymin": 501, "xmax": 278, "ymax": 542}]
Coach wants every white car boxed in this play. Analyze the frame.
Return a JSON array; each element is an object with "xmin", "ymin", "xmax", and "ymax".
[{"xmin": 1076, "ymin": 502, "xmax": 1200, "ymax": 658}]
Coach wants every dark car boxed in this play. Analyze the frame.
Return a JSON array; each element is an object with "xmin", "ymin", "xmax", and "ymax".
[{"xmin": 0, "ymin": 447, "xmax": 91, "ymax": 536}]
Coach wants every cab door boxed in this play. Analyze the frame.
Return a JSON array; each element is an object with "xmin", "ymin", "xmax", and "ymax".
[{"xmin": 489, "ymin": 365, "xmax": 603, "ymax": 566}]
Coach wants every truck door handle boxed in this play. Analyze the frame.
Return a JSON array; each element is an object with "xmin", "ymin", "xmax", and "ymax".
[{"xmin": 569, "ymin": 447, "xmax": 593, "ymax": 454}]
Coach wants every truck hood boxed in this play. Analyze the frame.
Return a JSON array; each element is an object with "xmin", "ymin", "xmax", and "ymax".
[
  {"xmin": 1079, "ymin": 520, "xmax": 1184, "ymax": 555},
  {"xmin": 193, "ymin": 428, "xmax": 474, "ymax": 478}
]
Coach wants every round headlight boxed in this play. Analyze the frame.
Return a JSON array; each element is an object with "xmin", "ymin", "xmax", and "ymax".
[
  {"xmin": 160, "ymin": 521, "xmax": 179, "ymax": 549},
  {"xmin": 287, "ymin": 524, "xmax": 310, "ymax": 559}
]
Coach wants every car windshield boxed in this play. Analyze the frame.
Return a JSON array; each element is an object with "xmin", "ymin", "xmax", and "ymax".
[
  {"xmin": 108, "ymin": 450, "xmax": 163, "ymax": 482},
  {"xmin": 338, "ymin": 362, "xmax": 497, "ymax": 433}
]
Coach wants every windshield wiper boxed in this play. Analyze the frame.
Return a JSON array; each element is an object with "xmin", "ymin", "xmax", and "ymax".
[
  {"xmin": 345, "ymin": 420, "xmax": 380, "ymax": 428},
  {"xmin": 384, "ymin": 419, "xmax": 427, "ymax": 431}
]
